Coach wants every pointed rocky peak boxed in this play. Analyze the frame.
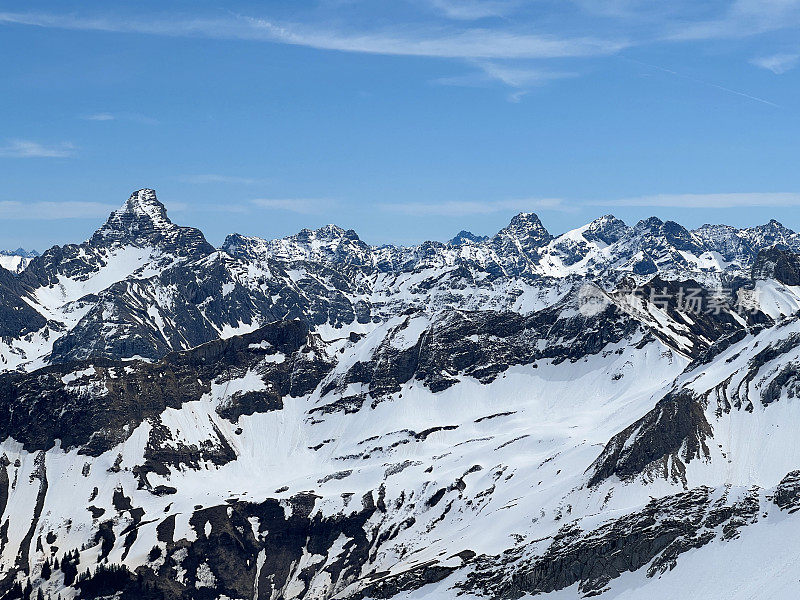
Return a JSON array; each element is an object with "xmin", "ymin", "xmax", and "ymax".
[
  {"xmin": 87, "ymin": 189, "xmax": 213, "ymax": 257},
  {"xmin": 449, "ymin": 230, "xmax": 488, "ymax": 246},
  {"xmin": 633, "ymin": 216, "xmax": 664, "ymax": 232},
  {"xmin": 93, "ymin": 189, "xmax": 173, "ymax": 243},
  {"xmin": 221, "ymin": 233, "xmax": 259, "ymax": 259},
  {"xmin": 123, "ymin": 188, "xmax": 169, "ymax": 222},
  {"xmin": 295, "ymin": 224, "xmax": 360, "ymax": 244},
  {"xmin": 661, "ymin": 220, "xmax": 697, "ymax": 251},
  {"xmin": 755, "ymin": 219, "xmax": 793, "ymax": 234},
  {"xmin": 582, "ymin": 215, "xmax": 629, "ymax": 245},
  {"xmin": 633, "ymin": 217, "xmax": 698, "ymax": 252},
  {"xmin": 742, "ymin": 219, "xmax": 798, "ymax": 250},
  {"xmin": 494, "ymin": 212, "xmax": 552, "ymax": 249},
  {"xmin": 286, "ymin": 224, "xmax": 371, "ymax": 265},
  {"xmin": 504, "ymin": 211, "xmax": 549, "ymax": 235}
]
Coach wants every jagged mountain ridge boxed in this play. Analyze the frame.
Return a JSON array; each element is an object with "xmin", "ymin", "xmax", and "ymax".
[
  {"xmin": 0, "ymin": 187, "xmax": 792, "ymax": 372},
  {"xmin": 2, "ymin": 189, "xmax": 800, "ymax": 599}
]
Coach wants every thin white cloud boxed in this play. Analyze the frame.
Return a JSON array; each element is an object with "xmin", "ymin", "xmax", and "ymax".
[
  {"xmin": 381, "ymin": 198, "xmax": 572, "ymax": 216},
  {"xmin": 0, "ymin": 11, "xmax": 626, "ymax": 60},
  {"xmin": 178, "ymin": 174, "xmax": 266, "ymax": 185},
  {"xmin": 0, "ymin": 201, "xmax": 115, "ymax": 219},
  {"xmin": 83, "ymin": 112, "xmax": 116, "ymax": 121},
  {"xmin": 435, "ymin": 61, "xmax": 576, "ymax": 99},
  {"xmin": 477, "ymin": 61, "xmax": 576, "ymax": 87},
  {"xmin": 81, "ymin": 112, "xmax": 158, "ymax": 124},
  {"xmin": 426, "ymin": 0, "xmax": 521, "ymax": 20},
  {"xmin": 0, "ymin": 140, "xmax": 75, "ymax": 158},
  {"xmin": 751, "ymin": 53, "xmax": 800, "ymax": 74},
  {"xmin": 668, "ymin": 0, "xmax": 800, "ymax": 41},
  {"xmin": 593, "ymin": 192, "xmax": 800, "ymax": 208},
  {"xmin": 252, "ymin": 198, "xmax": 334, "ymax": 214},
  {"xmin": 231, "ymin": 16, "xmax": 626, "ymax": 59},
  {"xmin": 2, "ymin": 4, "xmax": 798, "ymax": 65}
]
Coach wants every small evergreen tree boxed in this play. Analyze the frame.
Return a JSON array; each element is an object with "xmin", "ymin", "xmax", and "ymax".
[{"xmin": 40, "ymin": 559, "xmax": 51, "ymax": 581}]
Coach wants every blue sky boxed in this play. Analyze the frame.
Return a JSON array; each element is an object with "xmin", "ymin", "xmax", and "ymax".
[{"xmin": 2, "ymin": 0, "xmax": 800, "ymax": 250}]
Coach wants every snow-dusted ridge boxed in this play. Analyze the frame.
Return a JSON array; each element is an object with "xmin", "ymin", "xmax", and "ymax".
[{"xmin": 2, "ymin": 189, "xmax": 800, "ymax": 598}]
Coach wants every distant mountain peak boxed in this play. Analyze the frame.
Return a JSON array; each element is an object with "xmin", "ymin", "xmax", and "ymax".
[
  {"xmin": 85, "ymin": 188, "xmax": 213, "ymax": 258},
  {"xmin": 582, "ymin": 215, "xmax": 629, "ymax": 245},
  {"xmin": 742, "ymin": 219, "xmax": 797, "ymax": 249},
  {"xmin": 94, "ymin": 188, "xmax": 172, "ymax": 241},
  {"xmin": 0, "ymin": 248, "xmax": 38, "ymax": 258},
  {"xmin": 506, "ymin": 211, "xmax": 546, "ymax": 230},
  {"xmin": 449, "ymin": 230, "xmax": 488, "ymax": 246},
  {"xmin": 124, "ymin": 188, "xmax": 169, "ymax": 218},
  {"xmin": 295, "ymin": 223, "xmax": 361, "ymax": 243},
  {"xmin": 223, "ymin": 223, "xmax": 370, "ymax": 265},
  {"xmin": 496, "ymin": 212, "xmax": 552, "ymax": 246},
  {"xmin": 634, "ymin": 216, "xmax": 664, "ymax": 231},
  {"xmin": 110, "ymin": 188, "xmax": 171, "ymax": 227}
]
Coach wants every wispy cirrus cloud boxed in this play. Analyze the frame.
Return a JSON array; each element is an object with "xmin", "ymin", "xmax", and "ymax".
[
  {"xmin": 0, "ymin": 139, "xmax": 75, "ymax": 158},
  {"xmin": 1, "ymin": 3, "xmax": 795, "ymax": 108},
  {"xmin": 667, "ymin": 0, "xmax": 800, "ymax": 41},
  {"xmin": 252, "ymin": 198, "xmax": 334, "ymax": 214},
  {"xmin": 81, "ymin": 112, "xmax": 158, "ymax": 124},
  {"xmin": 592, "ymin": 192, "xmax": 800, "ymax": 208},
  {"xmin": 435, "ymin": 60, "xmax": 577, "ymax": 101},
  {"xmin": 381, "ymin": 198, "xmax": 573, "ymax": 216},
  {"xmin": 477, "ymin": 61, "xmax": 576, "ymax": 87},
  {"xmin": 425, "ymin": 0, "xmax": 521, "ymax": 20},
  {"xmin": 0, "ymin": 201, "xmax": 114, "ymax": 219},
  {"xmin": 0, "ymin": 11, "xmax": 626, "ymax": 60},
  {"xmin": 437, "ymin": 60, "xmax": 575, "ymax": 88},
  {"xmin": 83, "ymin": 112, "xmax": 115, "ymax": 121},
  {"xmin": 750, "ymin": 53, "xmax": 800, "ymax": 74}
]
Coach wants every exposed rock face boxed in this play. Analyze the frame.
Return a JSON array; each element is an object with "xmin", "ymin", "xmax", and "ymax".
[
  {"xmin": 4, "ymin": 189, "xmax": 800, "ymax": 599},
  {"xmin": 752, "ymin": 246, "xmax": 800, "ymax": 285},
  {"xmin": 0, "ymin": 268, "xmax": 46, "ymax": 338},
  {"xmin": 329, "ymin": 301, "xmax": 639, "ymax": 402},
  {"xmin": 449, "ymin": 230, "xmax": 488, "ymax": 246},
  {"xmin": 587, "ymin": 391, "xmax": 712, "ymax": 487},
  {"xmin": 0, "ymin": 320, "xmax": 329, "ymax": 456},
  {"xmin": 465, "ymin": 484, "xmax": 763, "ymax": 598}
]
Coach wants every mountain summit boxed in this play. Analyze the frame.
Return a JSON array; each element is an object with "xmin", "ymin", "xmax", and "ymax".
[
  {"xmin": 91, "ymin": 188, "xmax": 213, "ymax": 255},
  {"xmin": 93, "ymin": 188, "xmax": 174, "ymax": 242}
]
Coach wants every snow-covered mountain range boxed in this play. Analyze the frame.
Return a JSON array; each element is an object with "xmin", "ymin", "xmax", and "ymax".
[{"xmin": 2, "ymin": 189, "xmax": 800, "ymax": 599}]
